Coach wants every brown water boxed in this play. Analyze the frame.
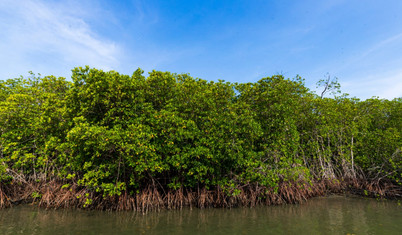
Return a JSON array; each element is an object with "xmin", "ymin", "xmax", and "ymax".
[{"xmin": 0, "ymin": 195, "xmax": 401, "ymax": 234}]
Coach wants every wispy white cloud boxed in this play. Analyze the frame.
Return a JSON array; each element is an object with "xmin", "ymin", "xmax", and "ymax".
[
  {"xmin": 0, "ymin": 0, "xmax": 120, "ymax": 79},
  {"xmin": 328, "ymin": 32, "xmax": 402, "ymax": 75},
  {"xmin": 354, "ymin": 33, "xmax": 402, "ymax": 64},
  {"xmin": 341, "ymin": 69, "xmax": 402, "ymax": 100},
  {"xmin": 308, "ymin": 31, "xmax": 402, "ymax": 100},
  {"xmin": 378, "ymin": 75, "xmax": 402, "ymax": 99},
  {"xmin": 131, "ymin": 0, "xmax": 159, "ymax": 24}
]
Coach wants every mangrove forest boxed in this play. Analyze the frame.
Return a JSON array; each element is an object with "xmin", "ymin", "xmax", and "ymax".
[{"xmin": 0, "ymin": 67, "xmax": 401, "ymax": 211}]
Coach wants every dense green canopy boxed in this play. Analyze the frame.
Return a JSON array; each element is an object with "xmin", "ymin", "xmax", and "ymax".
[{"xmin": 1, "ymin": 67, "xmax": 401, "ymax": 200}]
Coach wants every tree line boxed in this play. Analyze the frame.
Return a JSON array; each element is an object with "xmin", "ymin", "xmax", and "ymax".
[{"xmin": 0, "ymin": 67, "xmax": 400, "ymax": 208}]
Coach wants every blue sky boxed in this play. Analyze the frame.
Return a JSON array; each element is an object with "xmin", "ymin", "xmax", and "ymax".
[{"xmin": 1, "ymin": 0, "xmax": 402, "ymax": 99}]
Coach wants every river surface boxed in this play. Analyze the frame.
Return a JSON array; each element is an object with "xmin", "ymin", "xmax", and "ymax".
[{"xmin": 0, "ymin": 195, "xmax": 401, "ymax": 234}]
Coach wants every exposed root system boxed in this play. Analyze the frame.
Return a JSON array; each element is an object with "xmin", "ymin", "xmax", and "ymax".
[{"xmin": 1, "ymin": 179, "xmax": 400, "ymax": 212}]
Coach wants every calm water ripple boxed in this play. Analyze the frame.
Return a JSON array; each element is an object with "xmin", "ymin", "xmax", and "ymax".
[{"xmin": 0, "ymin": 195, "xmax": 401, "ymax": 234}]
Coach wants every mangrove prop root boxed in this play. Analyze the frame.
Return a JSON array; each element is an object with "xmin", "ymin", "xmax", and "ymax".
[{"xmin": 1, "ymin": 179, "xmax": 400, "ymax": 211}]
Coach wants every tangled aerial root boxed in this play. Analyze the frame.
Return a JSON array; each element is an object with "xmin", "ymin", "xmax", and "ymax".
[{"xmin": 0, "ymin": 178, "xmax": 400, "ymax": 212}]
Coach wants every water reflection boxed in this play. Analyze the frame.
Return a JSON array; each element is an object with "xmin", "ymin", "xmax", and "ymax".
[{"xmin": 0, "ymin": 196, "xmax": 401, "ymax": 234}]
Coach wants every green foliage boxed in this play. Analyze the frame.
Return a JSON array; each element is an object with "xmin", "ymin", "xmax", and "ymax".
[
  {"xmin": 0, "ymin": 161, "xmax": 12, "ymax": 183},
  {"xmin": 0, "ymin": 74, "xmax": 70, "ymax": 178},
  {"xmin": 1, "ymin": 66, "xmax": 401, "ymax": 200},
  {"xmin": 31, "ymin": 191, "xmax": 42, "ymax": 199}
]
